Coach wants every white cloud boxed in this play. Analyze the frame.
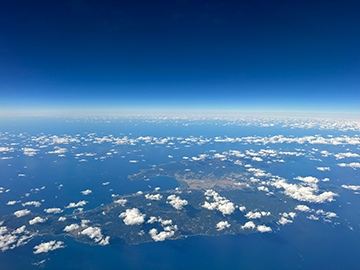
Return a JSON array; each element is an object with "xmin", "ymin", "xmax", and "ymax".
[
  {"xmin": 277, "ymin": 217, "xmax": 293, "ymax": 225},
  {"xmin": 22, "ymin": 201, "xmax": 41, "ymax": 207},
  {"xmin": 342, "ymin": 184, "xmax": 360, "ymax": 191},
  {"xmin": 307, "ymin": 215, "xmax": 319, "ymax": 220},
  {"xmin": 81, "ymin": 189, "xmax": 92, "ymax": 195},
  {"xmin": 44, "ymin": 208, "xmax": 63, "ymax": 214},
  {"xmin": 47, "ymin": 146, "xmax": 67, "ymax": 154},
  {"xmin": 201, "ymin": 190, "xmax": 235, "ymax": 215},
  {"xmin": 271, "ymin": 176, "xmax": 337, "ymax": 203},
  {"xmin": 338, "ymin": 162, "xmax": 360, "ymax": 169},
  {"xmin": 58, "ymin": 217, "xmax": 66, "ymax": 221},
  {"xmin": 0, "ymin": 225, "xmax": 34, "ymax": 252},
  {"xmin": 257, "ymin": 225, "xmax": 272, "ymax": 233},
  {"xmin": 102, "ymin": 182, "xmax": 110, "ymax": 185},
  {"xmin": 0, "ymin": 147, "xmax": 14, "ymax": 152},
  {"xmin": 114, "ymin": 199, "xmax": 127, "ymax": 206},
  {"xmin": 14, "ymin": 209, "xmax": 31, "ymax": 218},
  {"xmin": 65, "ymin": 200, "xmax": 88, "ymax": 208},
  {"xmin": 149, "ymin": 228, "xmax": 175, "ymax": 242},
  {"xmin": 334, "ymin": 152, "xmax": 360, "ymax": 159},
  {"xmin": 63, "ymin": 224, "xmax": 80, "ymax": 232},
  {"xmin": 245, "ymin": 211, "xmax": 262, "ymax": 219},
  {"xmin": 29, "ymin": 217, "xmax": 47, "ymax": 225},
  {"xmin": 245, "ymin": 211, "xmax": 270, "ymax": 219},
  {"xmin": 145, "ymin": 194, "xmax": 163, "ymax": 201},
  {"xmin": 257, "ymin": 186, "xmax": 269, "ymax": 192},
  {"xmin": 99, "ymin": 236, "xmax": 110, "ymax": 246},
  {"xmin": 241, "ymin": 221, "xmax": 256, "ymax": 230},
  {"xmin": 79, "ymin": 227, "xmax": 103, "ymax": 242},
  {"xmin": 33, "ymin": 240, "xmax": 65, "ymax": 254},
  {"xmin": 6, "ymin": 200, "xmax": 20, "ymax": 206},
  {"xmin": 316, "ymin": 167, "xmax": 330, "ymax": 171},
  {"xmin": 129, "ymin": 160, "xmax": 138, "ymax": 163},
  {"xmin": 216, "ymin": 221, "xmax": 231, "ymax": 231},
  {"xmin": 167, "ymin": 195, "xmax": 188, "ymax": 210},
  {"xmin": 147, "ymin": 216, "xmax": 158, "ymax": 224},
  {"xmin": 295, "ymin": 205, "xmax": 311, "ymax": 212},
  {"xmin": 22, "ymin": 148, "xmax": 39, "ymax": 156},
  {"xmin": 119, "ymin": 208, "xmax": 146, "ymax": 225}
]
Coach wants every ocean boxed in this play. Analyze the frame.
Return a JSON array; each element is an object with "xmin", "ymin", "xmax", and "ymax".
[{"xmin": 1, "ymin": 117, "xmax": 360, "ymax": 269}]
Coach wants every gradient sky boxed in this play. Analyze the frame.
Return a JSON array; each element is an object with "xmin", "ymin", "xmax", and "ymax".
[{"xmin": 1, "ymin": 0, "xmax": 359, "ymax": 115}]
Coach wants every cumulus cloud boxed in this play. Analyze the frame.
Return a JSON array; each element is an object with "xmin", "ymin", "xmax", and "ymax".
[
  {"xmin": 14, "ymin": 209, "xmax": 31, "ymax": 218},
  {"xmin": 119, "ymin": 208, "xmax": 146, "ymax": 225},
  {"xmin": 81, "ymin": 189, "xmax": 92, "ymax": 195},
  {"xmin": 22, "ymin": 201, "xmax": 41, "ymax": 207},
  {"xmin": 257, "ymin": 225, "xmax": 272, "ymax": 233},
  {"xmin": 44, "ymin": 208, "xmax": 63, "ymax": 214},
  {"xmin": 114, "ymin": 199, "xmax": 127, "ymax": 206},
  {"xmin": 270, "ymin": 176, "xmax": 337, "ymax": 203},
  {"xmin": 7, "ymin": 200, "xmax": 20, "ymax": 205},
  {"xmin": 317, "ymin": 167, "xmax": 330, "ymax": 171},
  {"xmin": 149, "ymin": 228, "xmax": 175, "ymax": 242},
  {"xmin": 58, "ymin": 217, "xmax": 66, "ymax": 221},
  {"xmin": 277, "ymin": 212, "xmax": 296, "ymax": 226},
  {"xmin": 65, "ymin": 200, "xmax": 88, "ymax": 208},
  {"xmin": 202, "ymin": 190, "xmax": 235, "ymax": 215},
  {"xmin": 216, "ymin": 221, "xmax": 231, "ymax": 231},
  {"xmin": 147, "ymin": 216, "xmax": 158, "ymax": 224},
  {"xmin": 245, "ymin": 211, "xmax": 270, "ymax": 219},
  {"xmin": 33, "ymin": 240, "xmax": 65, "ymax": 254},
  {"xmin": 241, "ymin": 221, "xmax": 256, "ymax": 230},
  {"xmin": 79, "ymin": 227, "xmax": 103, "ymax": 242},
  {"xmin": 245, "ymin": 211, "xmax": 262, "ymax": 219},
  {"xmin": 145, "ymin": 194, "xmax": 163, "ymax": 201},
  {"xmin": 334, "ymin": 152, "xmax": 360, "ymax": 159},
  {"xmin": 0, "ymin": 225, "xmax": 35, "ymax": 252},
  {"xmin": 295, "ymin": 205, "xmax": 311, "ymax": 212},
  {"xmin": 167, "ymin": 195, "xmax": 188, "ymax": 210},
  {"xmin": 22, "ymin": 148, "xmax": 39, "ymax": 156},
  {"xmin": 47, "ymin": 146, "xmax": 67, "ymax": 154},
  {"xmin": 63, "ymin": 224, "xmax": 80, "ymax": 232},
  {"xmin": 29, "ymin": 217, "xmax": 47, "ymax": 225},
  {"xmin": 338, "ymin": 162, "xmax": 360, "ymax": 169},
  {"xmin": 342, "ymin": 184, "xmax": 360, "ymax": 191}
]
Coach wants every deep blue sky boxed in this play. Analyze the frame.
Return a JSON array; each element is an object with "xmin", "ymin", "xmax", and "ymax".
[{"xmin": 1, "ymin": 0, "xmax": 359, "ymax": 115}]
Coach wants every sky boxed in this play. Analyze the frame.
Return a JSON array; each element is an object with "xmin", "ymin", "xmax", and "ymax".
[{"xmin": 1, "ymin": 0, "xmax": 359, "ymax": 115}]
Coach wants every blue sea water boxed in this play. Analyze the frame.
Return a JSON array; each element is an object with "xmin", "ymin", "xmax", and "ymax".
[{"xmin": 1, "ymin": 117, "xmax": 360, "ymax": 269}]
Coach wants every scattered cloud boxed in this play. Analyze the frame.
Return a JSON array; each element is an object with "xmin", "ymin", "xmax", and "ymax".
[
  {"xmin": 33, "ymin": 240, "xmax": 65, "ymax": 254},
  {"xmin": 13, "ymin": 209, "xmax": 31, "ymax": 218},
  {"xmin": 119, "ymin": 208, "xmax": 146, "ymax": 225},
  {"xmin": 167, "ymin": 195, "xmax": 188, "ymax": 210},
  {"xmin": 81, "ymin": 189, "xmax": 92, "ymax": 195},
  {"xmin": 202, "ymin": 190, "xmax": 235, "ymax": 215},
  {"xmin": 65, "ymin": 201, "xmax": 88, "ymax": 208},
  {"xmin": 145, "ymin": 194, "xmax": 163, "ymax": 201},
  {"xmin": 316, "ymin": 167, "xmax": 330, "ymax": 171},
  {"xmin": 149, "ymin": 228, "xmax": 175, "ymax": 242},
  {"xmin": 216, "ymin": 221, "xmax": 231, "ymax": 231},
  {"xmin": 241, "ymin": 221, "xmax": 256, "ymax": 230},
  {"xmin": 44, "ymin": 208, "xmax": 63, "ymax": 214},
  {"xmin": 342, "ymin": 184, "xmax": 360, "ymax": 191},
  {"xmin": 257, "ymin": 225, "xmax": 272, "ymax": 233},
  {"xmin": 29, "ymin": 217, "xmax": 47, "ymax": 225},
  {"xmin": 63, "ymin": 224, "xmax": 80, "ymax": 232},
  {"xmin": 22, "ymin": 201, "xmax": 41, "ymax": 207}
]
